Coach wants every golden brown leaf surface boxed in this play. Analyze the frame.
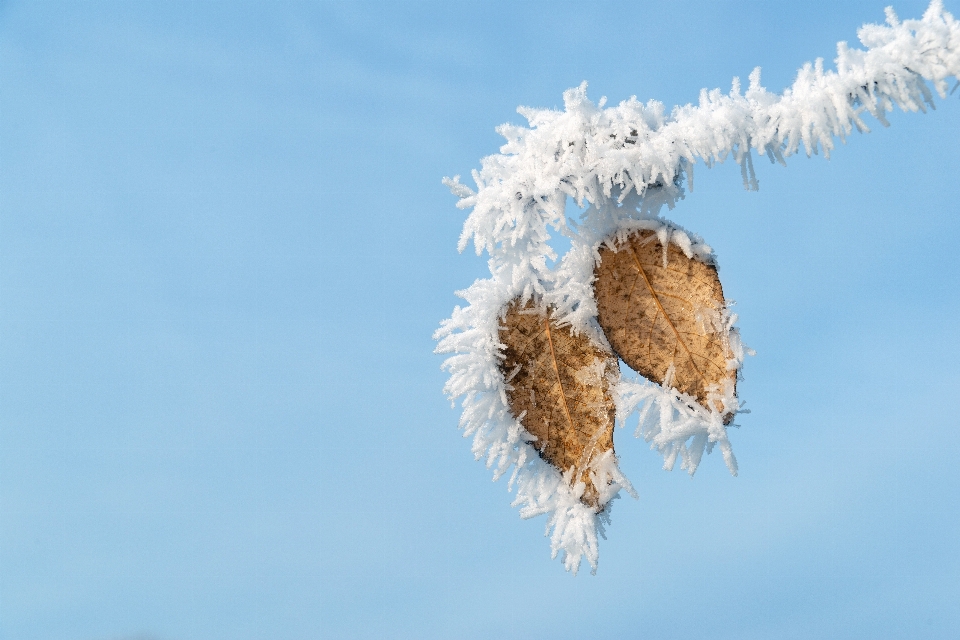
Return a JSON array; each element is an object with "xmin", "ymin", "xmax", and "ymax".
[
  {"xmin": 594, "ymin": 230, "xmax": 735, "ymax": 418},
  {"xmin": 499, "ymin": 299, "xmax": 619, "ymax": 509}
]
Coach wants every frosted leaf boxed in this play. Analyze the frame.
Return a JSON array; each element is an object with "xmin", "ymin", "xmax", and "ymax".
[
  {"xmin": 498, "ymin": 299, "xmax": 620, "ymax": 510},
  {"xmin": 594, "ymin": 229, "xmax": 738, "ymax": 423}
]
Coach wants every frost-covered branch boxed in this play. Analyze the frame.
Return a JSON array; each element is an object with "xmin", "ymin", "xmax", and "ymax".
[{"xmin": 454, "ymin": 2, "xmax": 960, "ymax": 265}]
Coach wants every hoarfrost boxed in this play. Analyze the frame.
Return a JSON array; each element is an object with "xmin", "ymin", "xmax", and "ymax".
[{"xmin": 435, "ymin": 1, "xmax": 960, "ymax": 574}]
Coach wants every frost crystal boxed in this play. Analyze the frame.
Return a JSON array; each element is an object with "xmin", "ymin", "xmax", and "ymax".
[{"xmin": 435, "ymin": 2, "xmax": 960, "ymax": 574}]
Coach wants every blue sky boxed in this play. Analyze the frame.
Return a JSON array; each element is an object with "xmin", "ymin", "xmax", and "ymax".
[{"xmin": 2, "ymin": 1, "xmax": 959, "ymax": 638}]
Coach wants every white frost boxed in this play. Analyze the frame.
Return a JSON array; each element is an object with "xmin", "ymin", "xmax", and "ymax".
[{"xmin": 435, "ymin": 2, "xmax": 960, "ymax": 574}]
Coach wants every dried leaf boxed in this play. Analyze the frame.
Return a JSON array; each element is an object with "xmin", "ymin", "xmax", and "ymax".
[
  {"xmin": 594, "ymin": 230, "xmax": 736, "ymax": 420},
  {"xmin": 499, "ymin": 299, "xmax": 619, "ymax": 509}
]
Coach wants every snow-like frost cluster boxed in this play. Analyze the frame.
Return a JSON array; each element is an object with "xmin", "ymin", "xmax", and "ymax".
[{"xmin": 435, "ymin": 2, "xmax": 960, "ymax": 574}]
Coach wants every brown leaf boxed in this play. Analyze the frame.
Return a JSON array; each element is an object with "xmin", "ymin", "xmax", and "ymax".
[
  {"xmin": 594, "ymin": 229, "xmax": 736, "ymax": 420},
  {"xmin": 499, "ymin": 299, "xmax": 619, "ymax": 510}
]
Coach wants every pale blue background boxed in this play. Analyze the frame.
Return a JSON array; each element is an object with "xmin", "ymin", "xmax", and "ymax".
[{"xmin": 2, "ymin": 1, "xmax": 959, "ymax": 638}]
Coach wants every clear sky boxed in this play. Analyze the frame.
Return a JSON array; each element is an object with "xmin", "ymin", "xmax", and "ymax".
[{"xmin": 2, "ymin": 1, "xmax": 959, "ymax": 639}]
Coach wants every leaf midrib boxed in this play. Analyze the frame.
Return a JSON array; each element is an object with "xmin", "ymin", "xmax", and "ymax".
[
  {"xmin": 628, "ymin": 244, "xmax": 709, "ymax": 386},
  {"xmin": 543, "ymin": 318, "xmax": 576, "ymax": 447}
]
